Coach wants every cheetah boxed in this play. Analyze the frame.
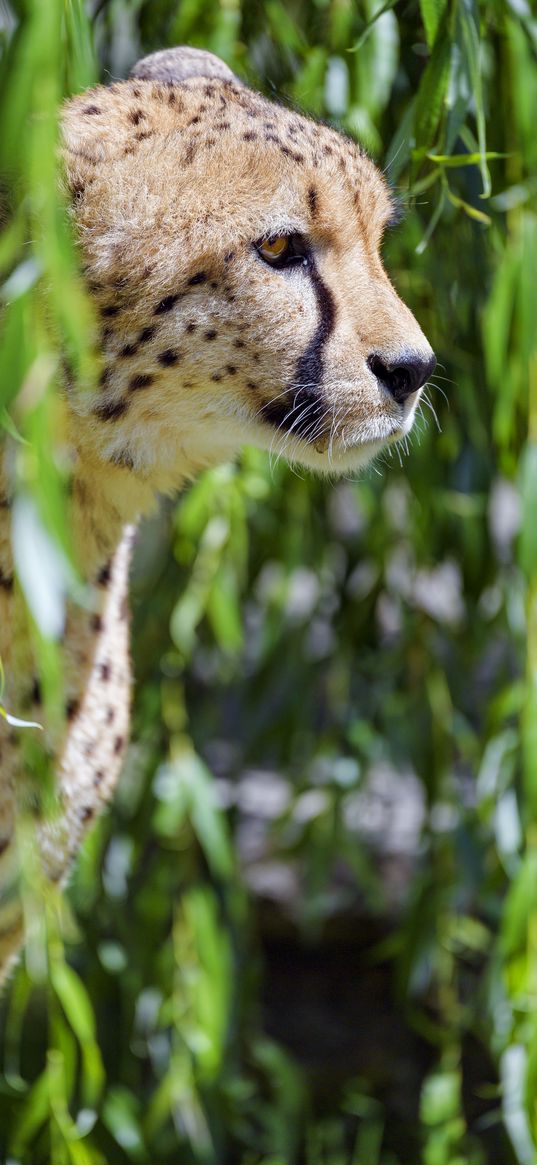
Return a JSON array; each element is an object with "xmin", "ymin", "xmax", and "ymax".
[{"xmin": 0, "ymin": 46, "xmax": 435, "ymax": 982}]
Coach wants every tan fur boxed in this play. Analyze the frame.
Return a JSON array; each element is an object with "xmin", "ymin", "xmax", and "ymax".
[{"xmin": 0, "ymin": 48, "xmax": 434, "ymax": 982}]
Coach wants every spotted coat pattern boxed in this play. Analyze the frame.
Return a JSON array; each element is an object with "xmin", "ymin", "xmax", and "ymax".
[{"xmin": 0, "ymin": 46, "xmax": 434, "ymax": 983}]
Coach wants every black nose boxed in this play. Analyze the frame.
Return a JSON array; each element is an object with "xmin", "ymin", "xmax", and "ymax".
[{"xmin": 368, "ymin": 351, "xmax": 436, "ymax": 404}]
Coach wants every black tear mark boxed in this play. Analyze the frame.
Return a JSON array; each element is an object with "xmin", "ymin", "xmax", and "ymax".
[
  {"xmin": 261, "ymin": 261, "xmax": 335, "ymax": 440},
  {"xmin": 293, "ymin": 263, "xmax": 336, "ymax": 388},
  {"xmin": 308, "ymin": 186, "xmax": 318, "ymax": 217}
]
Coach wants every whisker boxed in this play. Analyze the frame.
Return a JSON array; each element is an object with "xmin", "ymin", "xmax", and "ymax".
[
  {"xmin": 429, "ymin": 373, "xmax": 456, "ymax": 386},
  {"xmin": 426, "ymin": 379, "xmax": 449, "ymax": 409},
  {"xmin": 420, "ymin": 392, "xmax": 442, "ymax": 431}
]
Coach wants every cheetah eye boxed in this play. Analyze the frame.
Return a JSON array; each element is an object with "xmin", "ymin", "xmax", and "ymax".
[{"xmin": 254, "ymin": 233, "xmax": 309, "ymax": 269}]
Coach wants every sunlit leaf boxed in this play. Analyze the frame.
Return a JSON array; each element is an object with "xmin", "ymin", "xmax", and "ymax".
[
  {"xmin": 427, "ymin": 151, "xmax": 506, "ymax": 167},
  {"xmin": 419, "ymin": 0, "xmax": 448, "ymax": 48},
  {"xmin": 413, "ymin": 12, "xmax": 452, "ymax": 152},
  {"xmin": 445, "ymin": 188, "xmax": 491, "ymax": 223},
  {"xmin": 457, "ymin": 0, "xmax": 490, "ymax": 197}
]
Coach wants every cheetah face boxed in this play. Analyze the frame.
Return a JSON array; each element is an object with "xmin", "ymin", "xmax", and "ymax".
[{"xmin": 63, "ymin": 48, "xmax": 435, "ymax": 487}]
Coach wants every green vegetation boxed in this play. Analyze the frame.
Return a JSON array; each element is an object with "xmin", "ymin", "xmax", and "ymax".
[{"xmin": 0, "ymin": 0, "xmax": 536, "ymax": 1161}]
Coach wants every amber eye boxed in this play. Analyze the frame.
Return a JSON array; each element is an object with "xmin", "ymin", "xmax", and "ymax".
[
  {"xmin": 254, "ymin": 233, "xmax": 309, "ymax": 269},
  {"xmin": 256, "ymin": 236, "xmax": 291, "ymax": 264}
]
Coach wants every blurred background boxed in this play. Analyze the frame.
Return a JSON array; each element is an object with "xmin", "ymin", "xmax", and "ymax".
[{"xmin": 0, "ymin": 0, "xmax": 536, "ymax": 1162}]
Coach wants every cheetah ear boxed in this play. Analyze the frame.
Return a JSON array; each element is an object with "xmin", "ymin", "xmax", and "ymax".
[{"xmin": 130, "ymin": 46, "xmax": 241, "ymax": 87}]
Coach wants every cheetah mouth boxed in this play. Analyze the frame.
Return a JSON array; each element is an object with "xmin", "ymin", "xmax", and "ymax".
[
  {"xmin": 257, "ymin": 390, "xmax": 413, "ymax": 455},
  {"xmin": 251, "ymin": 412, "xmax": 412, "ymax": 477}
]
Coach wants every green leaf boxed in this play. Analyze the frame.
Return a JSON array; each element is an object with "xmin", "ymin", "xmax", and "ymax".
[
  {"xmin": 458, "ymin": 0, "xmax": 490, "ymax": 197},
  {"xmin": 446, "ymin": 188, "xmax": 491, "ymax": 224},
  {"xmin": 413, "ymin": 13, "xmax": 453, "ymax": 152},
  {"xmin": 500, "ymin": 851, "xmax": 537, "ymax": 959},
  {"xmin": 102, "ymin": 1087, "xmax": 145, "ymax": 1160},
  {"xmin": 519, "ymin": 445, "xmax": 537, "ymax": 579},
  {"xmin": 348, "ymin": 0, "xmax": 401, "ymax": 53},
  {"xmin": 185, "ymin": 753, "xmax": 235, "ymax": 881},
  {"xmin": 427, "ymin": 151, "xmax": 506, "ymax": 167},
  {"xmin": 51, "ymin": 962, "xmax": 105, "ymax": 1107},
  {"xmin": 10, "ymin": 1068, "xmax": 49, "ymax": 1156},
  {"xmin": 206, "ymin": 567, "xmax": 243, "ymax": 652},
  {"xmin": 419, "ymin": 0, "xmax": 448, "ymax": 48}
]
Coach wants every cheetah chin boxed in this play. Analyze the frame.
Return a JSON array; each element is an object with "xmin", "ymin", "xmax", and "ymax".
[{"xmin": 0, "ymin": 45, "xmax": 435, "ymax": 983}]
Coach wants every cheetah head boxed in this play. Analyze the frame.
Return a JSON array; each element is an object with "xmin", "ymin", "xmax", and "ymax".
[{"xmin": 63, "ymin": 46, "xmax": 435, "ymax": 488}]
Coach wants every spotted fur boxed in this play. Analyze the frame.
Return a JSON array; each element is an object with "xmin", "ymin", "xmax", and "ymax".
[{"xmin": 0, "ymin": 46, "xmax": 434, "ymax": 982}]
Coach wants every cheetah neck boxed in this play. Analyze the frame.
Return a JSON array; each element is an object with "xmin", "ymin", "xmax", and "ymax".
[
  {"xmin": 66, "ymin": 418, "xmax": 154, "ymax": 577},
  {"xmin": 67, "ymin": 410, "xmax": 230, "ymax": 577},
  {"xmin": 70, "ymin": 457, "xmax": 152, "ymax": 579}
]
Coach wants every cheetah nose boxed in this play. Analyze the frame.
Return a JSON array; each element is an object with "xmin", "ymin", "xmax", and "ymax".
[{"xmin": 367, "ymin": 350, "xmax": 436, "ymax": 404}]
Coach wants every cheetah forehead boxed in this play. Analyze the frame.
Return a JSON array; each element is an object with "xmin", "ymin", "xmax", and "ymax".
[{"xmin": 62, "ymin": 51, "xmax": 394, "ymax": 252}]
